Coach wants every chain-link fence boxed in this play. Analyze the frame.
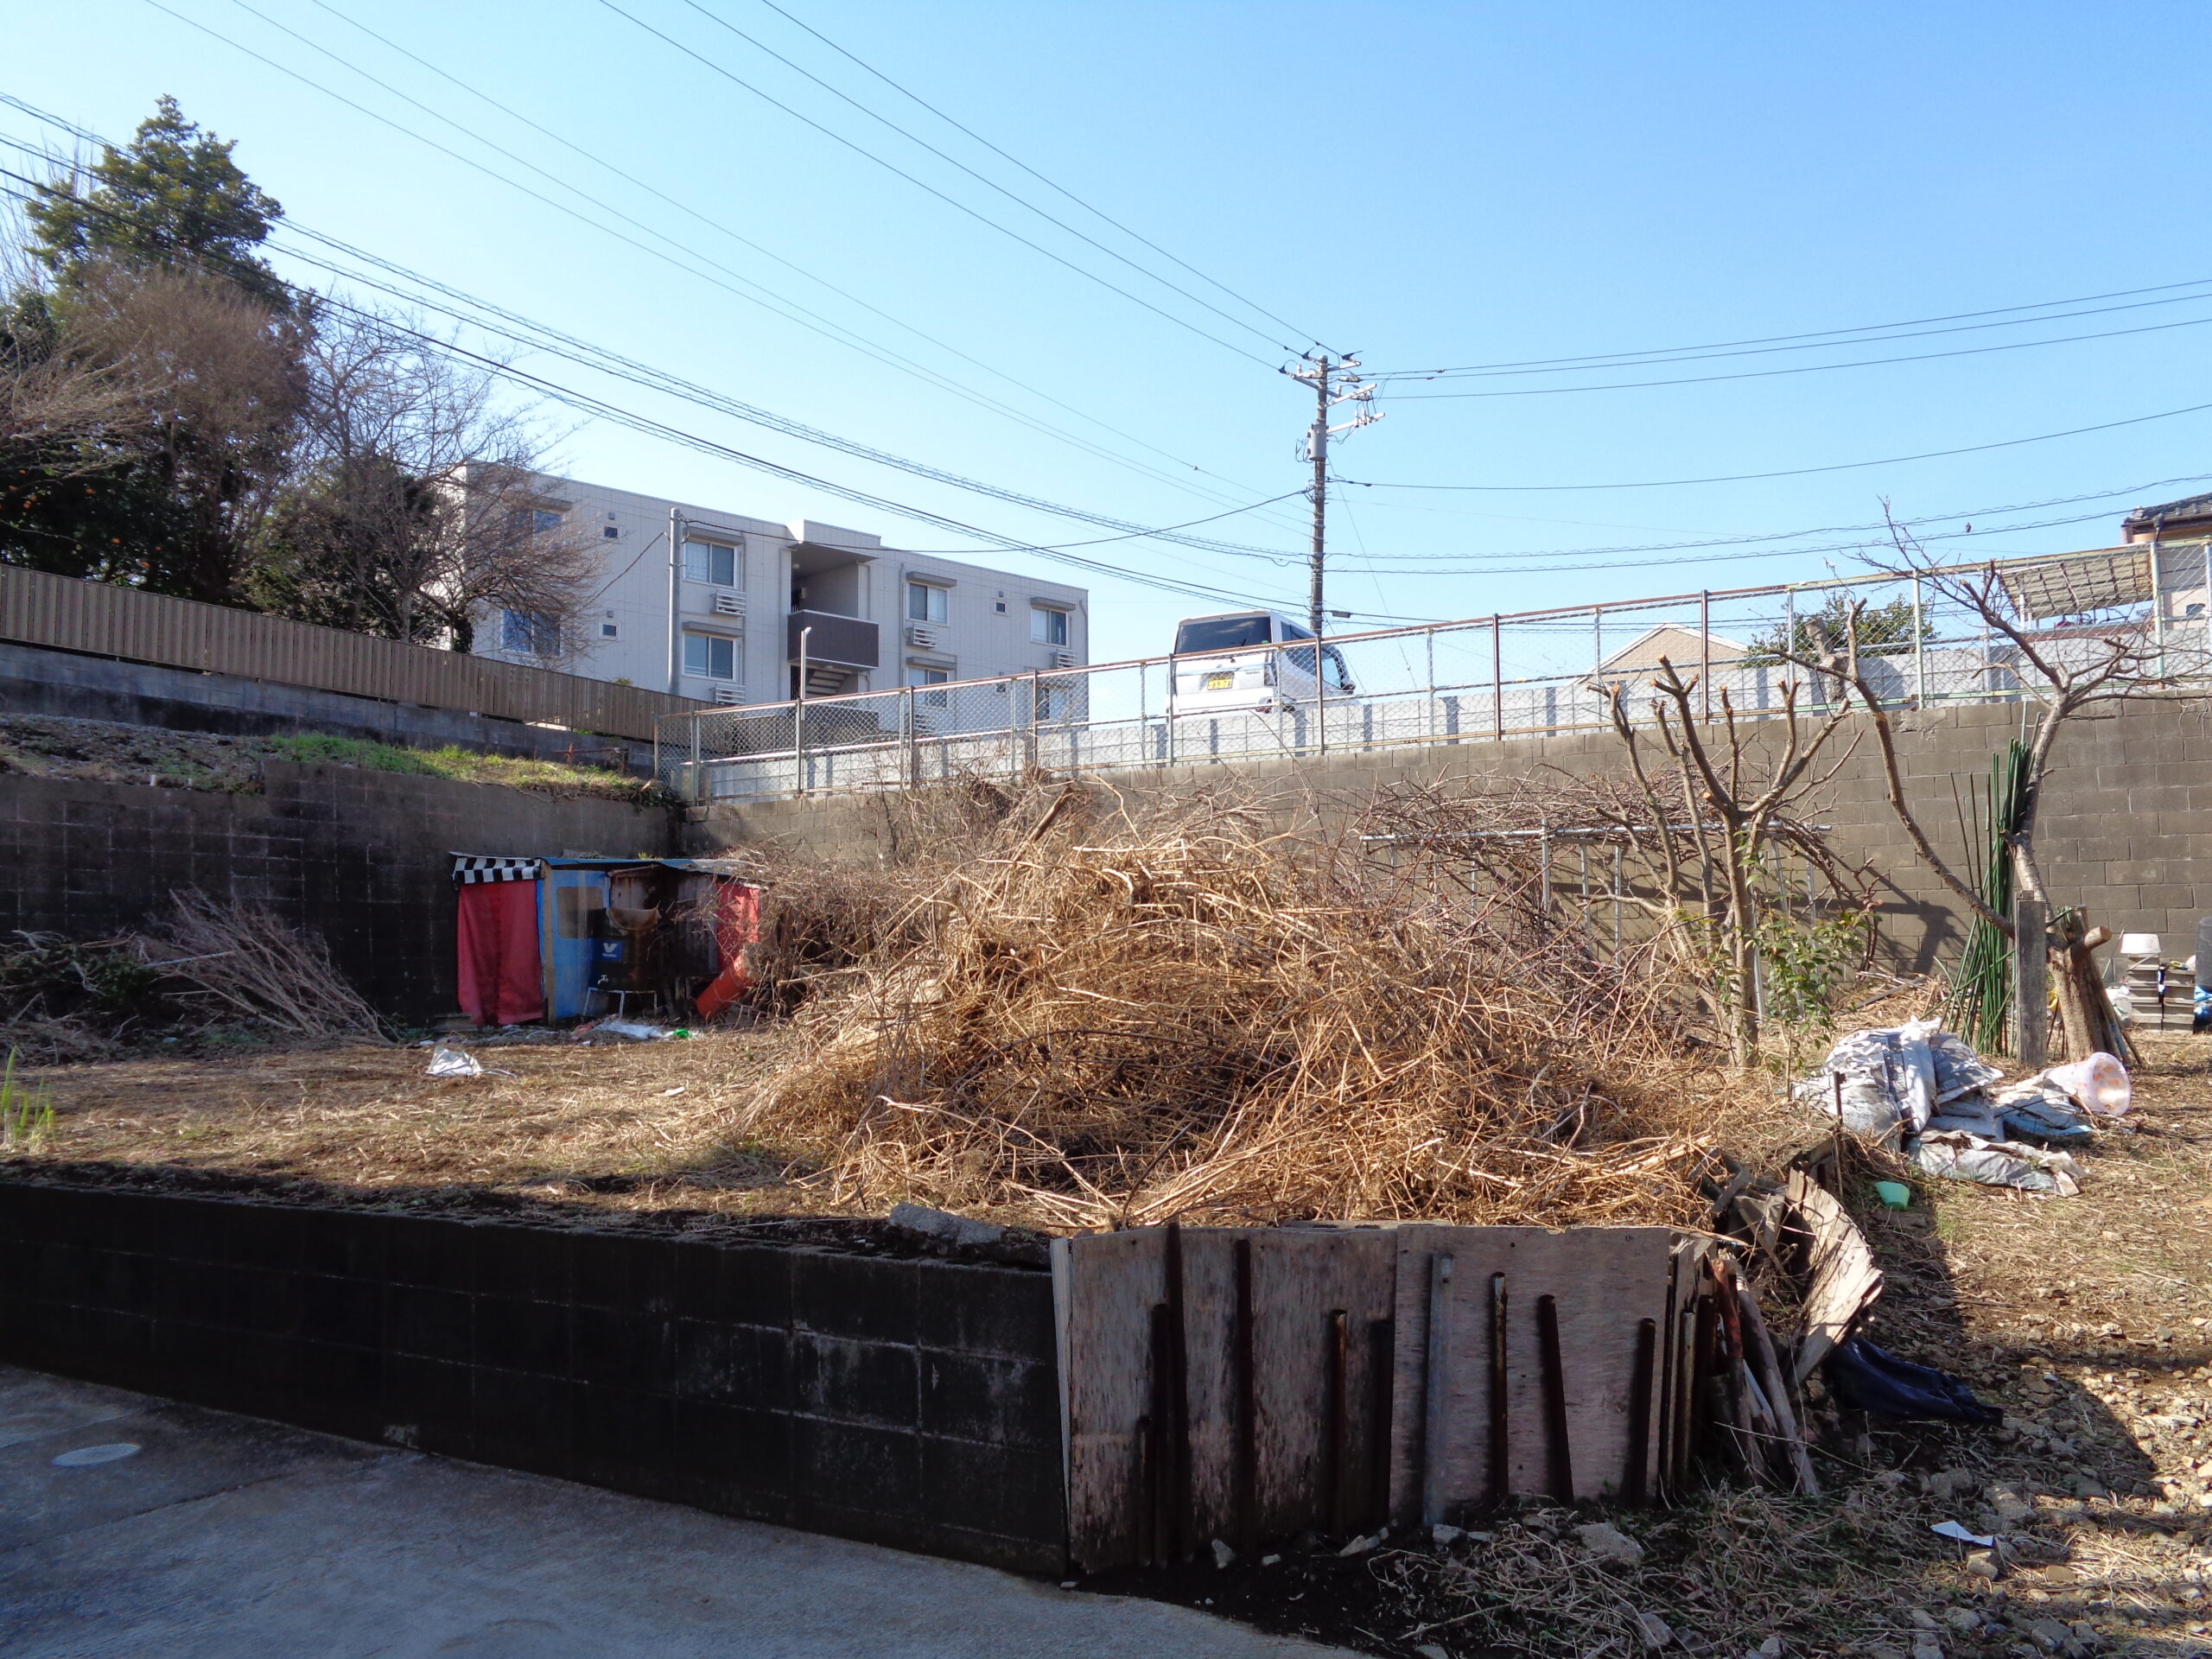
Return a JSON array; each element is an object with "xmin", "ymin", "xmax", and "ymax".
[{"xmin": 658, "ymin": 541, "xmax": 2212, "ymax": 803}]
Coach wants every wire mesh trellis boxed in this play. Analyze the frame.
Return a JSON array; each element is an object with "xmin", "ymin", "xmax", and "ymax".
[{"xmin": 657, "ymin": 542, "xmax": 2212, "ymax": 803}]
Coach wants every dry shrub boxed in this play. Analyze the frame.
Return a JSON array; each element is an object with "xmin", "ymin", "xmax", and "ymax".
[
  {"xmin": 745, "ymin": 787, "xmax": 1755, "ymax": 1229},
  {"xmin": 146, "ymin": 891, "xmax": 385, "ymax": 1042},
  {"xmin": 705, "ymin": 773, "xmax": 1094, "ymax": 1014}
]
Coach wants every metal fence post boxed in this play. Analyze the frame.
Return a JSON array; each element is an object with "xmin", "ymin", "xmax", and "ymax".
[
  {"xmin": 1783, "ymin": 586, "xmax": 1798, "ymax": 705},
  {"xmin": 1315, "ymin": 639, "xmax": 1328, "ymax": 754},
  {"xmin": 1027, "ymin": 670, "xmax": 1042, "ymax": 774},
  {"xmin": 1491, "ymin": 614, "xmax": 1503, "ymax": 741},
  {"xmin": 690, "ymin": 710, "xmax": 702, "ymax": 804},
  {"xmin": 2151, "ymin": 535, "xmax": 2166, "ymax": 678},
  {"xmin": 901, "ymin": 684, "xmax": 917, "ymax": 786},
  {"xmin": 1425, "ymin": 625, "xmax": 1437, "ymax": 740},
  {"xmin": 1912, "ymin": 575, "xmax": 1927, "ymax": 705},
  {"xmin": 794, "ymin": 626, "xmax": 810, "ymax": 796},
  {"xmin": 1699, "ymin": 590, "xmax": 1712, "ymax": 722}
]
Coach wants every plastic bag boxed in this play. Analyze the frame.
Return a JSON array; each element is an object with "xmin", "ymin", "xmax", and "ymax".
[
  {"xmin": 426, "ymin": 1046, "xmax": 484, "ymax": 1078},
  {"xmin": 1909, "ymin": 1129, "xmax": 2082, "ymax": 1195},
  {"xmin": 1823, "ymin": 1338, "xmax": 2004, "ymax": 1425},
  {"xmin": 1988, "ymin": 1079, "xmax": 2094, "ymax": 1146},
  {"xmin": 1798, "ymin": 1020, "xmax": 1986, "ymax": 1141},
  {"xmin": 2042, "ymin": 1052, "xmax": 2131, "ymax": 1117}
]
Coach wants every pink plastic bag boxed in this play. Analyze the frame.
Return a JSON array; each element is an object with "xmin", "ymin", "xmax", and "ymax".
[{"xmin": 2043, "ymin": 1052, "xmax": 2131, "ymax": 1116}]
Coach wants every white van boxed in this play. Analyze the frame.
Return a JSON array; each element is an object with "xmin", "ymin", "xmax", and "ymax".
[{"xmin": 1166, "ymin": 610, "xmax": 1354, "ymax": 717}]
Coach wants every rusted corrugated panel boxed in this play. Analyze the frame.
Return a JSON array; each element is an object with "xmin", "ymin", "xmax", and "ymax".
[{"xmin": 0, "ymin": 565, "xmax": 697, "ymax": 740}]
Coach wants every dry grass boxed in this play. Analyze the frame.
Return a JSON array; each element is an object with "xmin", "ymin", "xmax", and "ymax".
[
  {"xmin": 9, "ymin": 1031, "xmax": 807, "ymax": 1216},
  {"xmin": 742, "ymin": 785, "xmax": 1772, "ymax": 1230}
]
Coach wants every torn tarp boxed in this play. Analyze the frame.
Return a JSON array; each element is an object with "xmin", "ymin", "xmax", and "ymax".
[
  {"xmin": 1796, "ymin": 1018, "xmax": 1997, "ymax": 1142},
  {"xmin": 1910, "ymin": 1130, "xmax": 2082, "ymax": 1195}
]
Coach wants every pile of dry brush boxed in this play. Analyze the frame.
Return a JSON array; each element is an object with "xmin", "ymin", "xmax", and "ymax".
[
  {"xmin": 742, "ymin": 784, "xmax": 1773, "ymax": 1230},
  {"xmin": 1, "ymin": 891, "xmax": 385, "ymax": 1059}
]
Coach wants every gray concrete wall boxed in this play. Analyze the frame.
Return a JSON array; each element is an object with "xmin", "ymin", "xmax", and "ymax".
[
  {"xmin": 0, "ymin": 641, "xmax": 655, "ymax": 770},
  {"xmin": 683, "ymin": 696, "xmax": 2212, "ymax": 972},
  {"xmin": 2, "ymin": 763, "xmax": 675, "ymax": 1022}
]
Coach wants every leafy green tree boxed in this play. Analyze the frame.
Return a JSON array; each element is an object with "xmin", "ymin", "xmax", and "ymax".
[
  {"xmin": 3, "ymin": 99, "xmax": 305, "ymax": 602},
  {"xmin": 1744, "ymin": 592, "xmax": 1926, "ymax": 665},
  {"xmin": 24, "ymin": 96, "xmax": 289, "ymax": 308}
]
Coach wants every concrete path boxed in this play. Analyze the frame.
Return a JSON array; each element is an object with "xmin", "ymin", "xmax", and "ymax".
[{"xmin": 0, "ymin": 1365, "xmax": 1350, "ymax": 1658}]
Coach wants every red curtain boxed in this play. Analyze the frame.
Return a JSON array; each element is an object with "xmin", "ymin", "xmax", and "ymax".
[
  {"xmin": 456, "ymin": 880, "xmax": 544, "ymax": 1027},
  {"xmin": 694, "ymin": 880, "xmax": 763, "ymax": 1020}
]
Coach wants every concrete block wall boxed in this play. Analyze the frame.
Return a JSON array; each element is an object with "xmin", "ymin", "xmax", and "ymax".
[
  {"xmin": 0, "ymin": 641, "xmax": 655, "ymax": 769},
  {"xmin": 683, "ymin": 696, "xmax": 2212, "ymax": 971},
  {"xmin": 0, "ymin": 763, "xmax": 674, "ymax": 1021},
  {"xmin": 0, "ymin": 1180, "xmax": 1065, "ymax": 1572}
]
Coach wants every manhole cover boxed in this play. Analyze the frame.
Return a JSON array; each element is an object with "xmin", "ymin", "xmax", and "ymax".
[{"xmin": 52, "ymin": 1443, "xmax": 141, "ymax": 1467}]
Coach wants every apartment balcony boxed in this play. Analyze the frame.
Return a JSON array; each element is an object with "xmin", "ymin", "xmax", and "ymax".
[{"xmin": 786, "ymin": 610, "xmax": 879, "ymax": 671}]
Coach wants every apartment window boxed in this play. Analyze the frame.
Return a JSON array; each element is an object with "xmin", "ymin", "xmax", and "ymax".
[
  {"xmin": 1030, "ymin": 604, "xmax": 1070, "ymax": 646},
  {"xmin": 601, "ymin": 524, "xmax": 620, "ymax": 540},
  {"xmin": 500, "ymin": 609, "xmax": 560, "ymax": 656},
  {"xmin": 905, "ymin": 664, "xmax": 950, "ymax": 708},
  {"xmin": 509, "ymin": 507, "xmax": 565, "ymax": 537},
  {"xmin": 683, "ymin": 631, "xmax": 738, "ymax": 682},
  {"xmin": 683, "ymin": 538, "xmax": 738, "ymax": 587},
  {"xmin": 907, "ymin": 580, "xmax": 949, "ymax": 624},
  {"xmin": 600, "ymin": 621, "xmax": 620, "ymax": 639}
]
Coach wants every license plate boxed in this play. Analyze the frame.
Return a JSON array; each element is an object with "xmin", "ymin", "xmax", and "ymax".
[{"xmin": 1204, "ymin": 672, "xmax": 1234, "ymax": 690}]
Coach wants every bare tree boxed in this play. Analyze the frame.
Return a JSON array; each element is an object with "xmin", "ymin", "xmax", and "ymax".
[
  {"xmin": 252, "ymin": 307, "xmax": 592, "ymax": 652},
  {"xmin": 1790, "ymin": 520, "xmax": 2186, "ymax": 1058},
  {"xmin": 1604, "ymin": 659, "xmax": 1868, "ymax": 1064}
]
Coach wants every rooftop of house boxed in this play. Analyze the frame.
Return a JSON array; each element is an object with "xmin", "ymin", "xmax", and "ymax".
[{"xmin": 2122, "ymin": 493, "xmax": 2212, "ymax": 537}]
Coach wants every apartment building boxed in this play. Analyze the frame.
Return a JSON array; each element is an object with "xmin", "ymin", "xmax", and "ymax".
[{"xmin": 476, "ymin": 472, "xmax": 1089, "ymax": 705}]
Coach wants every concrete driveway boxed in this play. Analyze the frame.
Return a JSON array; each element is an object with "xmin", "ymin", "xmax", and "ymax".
[{"xmin": 0, "ymin": 1365, "xmax": 1348, "ymax": 1658}]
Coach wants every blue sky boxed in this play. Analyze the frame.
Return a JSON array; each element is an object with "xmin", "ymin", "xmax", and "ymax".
[{"xmin": 8, "ymin": 1, "xmax": 2210, "ymax": 662}]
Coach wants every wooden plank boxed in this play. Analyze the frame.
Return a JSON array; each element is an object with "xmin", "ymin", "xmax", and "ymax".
[
  {"xmin": 1389, "ymin": 1226, "xmax": 1676, "ymax": 1516},
  {"xmin": 1063, "ymin": 1227, "xmax": 1166, "ymax": 1569},
  {"xmin": 1784, "ymin": 1169, "xmax": 1882, "ymax": 1384}
]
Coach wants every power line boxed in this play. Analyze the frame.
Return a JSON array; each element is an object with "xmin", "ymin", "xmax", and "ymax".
[
  {"xmin": 0, "ymin": 117, "xmax": 1303, "ymax": 562},
  {"xmin": 1367, "ymin": 273, "xmax": 2212, "ymax": 377},
  {"xmin": 1325, "ymin": 477, "xmax": 2212, "ymax": 572},
  {"xmin": 672, "ymin": 0, "xmax": 1314, "ymax": 356},
  {"xmin": 1380, "ymin": 312, "xmax": 2212, "ymax": 399},
  {"xmin": 282, "ymin": 0, "xmax": 1303, "ymax": 523},
  {"xmin": 1331, "ymin": 505, "xmax": 2150, "ymax": 577},
  {"xmin": 0, "ymin": 168, "xmax": 1304, "ymax": 612},
  {"xmin": 1337, "ymin": 397, "xmax": 2212, "ymax": 492},
  {"xmin": 747, "ymin": 0, "xmax": 1334, "ymax": 353},
  {"xmin": 593, "ymin": 0, "xmax": 1281, "ymax": 367},
  {"xmin": 1370, "ymin": 287, "xmax": 2212, "ymax": 382},
  {"xmin": 86, "ymin": 21, "xmax": 1300, "ymax": 534}
]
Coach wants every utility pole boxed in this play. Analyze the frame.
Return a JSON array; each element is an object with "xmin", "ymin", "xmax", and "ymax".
[{"xmin": 1287, "ymin": 353, "xmax": 1380, "ymax": 636}]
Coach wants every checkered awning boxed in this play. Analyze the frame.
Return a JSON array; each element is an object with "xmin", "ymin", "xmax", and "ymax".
[{"xmin": 450, "ymin": 855, "xmax": 544, "ymax": 885}]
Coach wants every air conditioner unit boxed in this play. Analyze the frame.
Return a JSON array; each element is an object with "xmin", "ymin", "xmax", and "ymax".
[
  {"xmin": 906, "ymin": 625, "xmax": 938, "ymax": 649},
  {"xmin": 1051, "ymin": 650, "xmax": 1076, "ymax": 669},
  {"xmin": 709, "ymin": 685, "xmax": 744, "ymax": 704},
  {"xmin": 713, "ymin": 590, "xmax": 747, "ymax": 617}
]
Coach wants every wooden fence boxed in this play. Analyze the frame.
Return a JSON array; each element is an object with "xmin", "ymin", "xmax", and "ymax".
[
  {"xmin": 1053, "ymin": 1221, "xmax": 1709, "ymax": 1570},
  {"xmin": 0, "ymin": 564, "xmax": 696, "ymax": 742}
]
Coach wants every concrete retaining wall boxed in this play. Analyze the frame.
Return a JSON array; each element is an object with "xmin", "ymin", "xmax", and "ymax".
[
  {"xmin": 0, "ymin": 763, "xmax": 674, "ymax": 1022},
  {"xmin": 0, "ymin": 641, "xmax": 655, "ymax": 769},
  {"xmin": 684, "ymin": 696, "xmax": 2212, "ymax": 972},
  {"xmin": 0, "ymin": 1179, "xmax": 1065, "ymax": 1572}
]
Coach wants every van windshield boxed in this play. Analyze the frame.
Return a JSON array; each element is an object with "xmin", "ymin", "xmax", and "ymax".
[{"xmin": 1174, "ymin": 614, "xmax": 1273, "ymax": 653}]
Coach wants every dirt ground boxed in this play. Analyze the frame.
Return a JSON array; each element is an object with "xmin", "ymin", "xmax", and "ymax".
[
  {"xmin": 6, "ymin": 1027, "xmax": 813, "ymax": 1218},
  {"xmin": 8, "ymin": 1030, "xmax": 2212, "ymax": 1656}
]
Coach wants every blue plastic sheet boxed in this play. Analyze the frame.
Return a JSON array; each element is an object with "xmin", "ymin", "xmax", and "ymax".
[{"xmin": 1823, "ymin": 1337, "xmax": 2004, "ymax": 1425}]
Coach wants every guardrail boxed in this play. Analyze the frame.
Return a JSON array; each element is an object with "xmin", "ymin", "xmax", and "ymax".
[
  {"xmin": 0, "ymin": 564, "xmax": 700, "ymax": 743},
  {"xmin": 657, "ymin": 543, "xmax": 2212, "ymax": 803}
]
